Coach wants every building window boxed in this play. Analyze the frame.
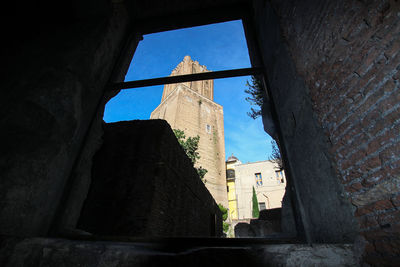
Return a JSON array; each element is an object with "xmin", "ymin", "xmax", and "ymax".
[
  {"xmin": 259, "ymin": 202, "xmax": 266, "ymax": 210},
  {"xmin": 255, "ymin": 173, "xmax": 262, "ymax": 186},
  {"xmin": 227, "ymin": 185, "xmax": 229, "ymax": 192},
  {"xmin": 226, "ymin": 169, "xmax": 235, "ymax": 179},
  {"xmin": 206, "ymin": 124, "xmax": 211, "ymax": 133},
  {"xmin": 276, "ymin": 170, "xmax": 285, "ymax": 183}
]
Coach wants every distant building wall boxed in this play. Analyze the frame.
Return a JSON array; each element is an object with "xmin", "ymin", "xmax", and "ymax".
[
  {"xmin": 226, "ymin": 179, "xmax": 238, "ymax": 220},
  {"xmin": 78, "ymin": 120, "xmax": 222, "ymax": 237},
  {"xmin": 150, "ymin": 56, "xmax": 227, "ymax": 206},
  {"xmin": 226, "ymin": 157, "xmax": 240, "ymax": 220},
  {"xmin": 233, "ymin": 160, "xmax": 286, "ymax": 220}
]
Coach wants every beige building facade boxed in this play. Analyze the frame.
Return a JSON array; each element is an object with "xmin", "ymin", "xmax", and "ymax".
[
  {"xmin": 150, "ymin": 56, "xmax": 228, "ymax": 206},
  {"xmin": 226, "ymin": 156, "xmax": 286, "ymax": 219},
  {"xmin": 226, "ymin": 155, "xmax": 239, "ymax": 220}
]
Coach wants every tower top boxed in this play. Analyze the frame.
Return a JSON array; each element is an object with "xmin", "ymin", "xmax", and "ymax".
[
  {"xmin": 171, "ymin": 55, "xmax": 210, "ymax": 76},
  {"xmin": 161, "ymin": 56, "xmax": 214, "ymax": 102}
]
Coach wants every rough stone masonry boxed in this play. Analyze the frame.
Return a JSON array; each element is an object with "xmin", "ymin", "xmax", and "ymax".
[
  {"xmin": 263, "ymin": 0, "xmax": 400, "ymax": 264},
  {"xmin": 78, "ymin": 120, "xmax": 222, "ymax": 237}
]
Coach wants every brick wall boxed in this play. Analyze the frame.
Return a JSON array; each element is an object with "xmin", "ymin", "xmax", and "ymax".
[
  {"xmin": 78, "ymin": 120, "xmax": 222, "ymax": 237},
  {"xmin": 270, "ymin": 0, "xmax": 400, "ymax": 264},
  {"xmin": 253, "ymin": 0, "xmax": 359, "ymax": 244}
]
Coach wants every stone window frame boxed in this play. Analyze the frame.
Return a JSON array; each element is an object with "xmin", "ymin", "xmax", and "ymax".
[
  {"xmin": 102, "ymin": 5, "xmax": 359, "ymax": 243},
  {"xmin": 103, "ymin": 17, "xmax": 302, "ymax": 242}
]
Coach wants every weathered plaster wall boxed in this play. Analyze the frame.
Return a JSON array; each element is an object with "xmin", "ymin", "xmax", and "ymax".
[
  {"xmin": 251, "ymin": 0, "xmax": 359, "ymax": 244},
  {"xmin": 234, "ymin": 160, "xmax": 286, "ymax": 219},
  {"xmin": 0, "ymin": 2, "xmax": 131, "ymax": 236},
  {"xmin": 78, "ymin": 120, "xmax": 222, "ymax": 237}
]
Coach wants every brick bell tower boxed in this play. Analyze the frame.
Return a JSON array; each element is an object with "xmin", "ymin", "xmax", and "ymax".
[{"xmin": 150, "ymin": 56, "xmax": 228, "ymax": 206}]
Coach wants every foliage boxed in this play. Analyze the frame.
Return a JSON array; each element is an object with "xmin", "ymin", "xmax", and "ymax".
[
  {"xmin": 252, "ymin": 186, "xmax": 260, "ymax": 218},
  {"xmin": 196, "ymin": 166, "xmax": 208, "ymax": 180},
  {"xmin": 218, "ymin": 204, "xmax": 229, "ymax": 234},
  {"xmin": 245, "ymin": 75, "xmax": 265, "ymax": 119},
  {"xmin": 245, "ymin": 77, "xmax": 284, "ymax": 170},
  {"xmin": 173, "ymin": 129, "xmax": 200, "ymax": 163},
  {"xmin": 223, "ymin": 222, "xmax": 230, "ymax": 233},
  {"xmin": 173, "ymin": 129, "xmax": 208, "ymax": 180},
  {"xmin": 218, "ymin": 204, "xmax": 228, "ymax": 221},
  {"xmin": 269, "ymin": 139, "xmax": 283, "ymax": 170}
]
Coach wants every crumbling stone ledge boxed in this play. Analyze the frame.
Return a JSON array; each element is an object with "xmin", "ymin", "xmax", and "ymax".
[{"xmin": 0, "ymin": 237, "xmax": 357, "ymax": 267}]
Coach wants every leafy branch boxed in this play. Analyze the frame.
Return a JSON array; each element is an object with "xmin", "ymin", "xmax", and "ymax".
[
  {"xmin": 245, "ymin": 76, "xmax": 284, "ymax": 170},
  {"xmin": 269, "ymin": 139, "xmax": 283, "ymax": 170},
  {"xmin": 218, "ymin": 204, "xmax": 230, "ymax": 233},
  {"xmin": 173, "ymin": 129, "xmax": 208, "ymax": 181},
  {"xmin": 244, "ymin": 75, "xmax": 265, "ymax": 119}
]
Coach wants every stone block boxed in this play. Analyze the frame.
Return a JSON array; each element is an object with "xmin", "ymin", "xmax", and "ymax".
[
  {"xmin": 78, "ymin": 119, "xmax": 222, "ymax": 237},
  {"xmin": 0, "ymin": 237, "xmax": 357, "ymax": 267}
]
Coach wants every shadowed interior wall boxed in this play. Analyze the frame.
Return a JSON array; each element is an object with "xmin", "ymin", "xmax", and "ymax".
[
  {"xmin": 0, "ymin": 2, "xmax": 131, "ymax": 236},
  {"xmin": 250, "ymin": 0, "xmax": 359, "ymax": 243},
  {"xmin": 252, "ymin": 0, "xmax": 400, "ymax": 264},
  {"xmin": 0, "ymin": 0, "xmax": 245, "ymax": 239}
]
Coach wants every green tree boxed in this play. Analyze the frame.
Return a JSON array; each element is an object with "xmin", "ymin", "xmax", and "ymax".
[
  {"xmin": 252, "ymin": 186, "xmax": 260, "ymax": 218},
  {"xmin": 218, "ymin": 204, "xmax": 229, "ymax": 233},
  {"xmin": 245, "ymin": 75, "xmax": 265, "ymax": 119},
  {"xmin": 246, "ymin": 78, "xmax": 284, "ymax": 170},
  {"xmin": 269, "ymin": 139, "xmax": 283, "ymax": 170},
  {"xmin": 173, "ymin": 129, "xmax": 208, "ymax": 181}
]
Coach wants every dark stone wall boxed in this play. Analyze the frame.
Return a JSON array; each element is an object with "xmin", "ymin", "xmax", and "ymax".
[
  {"xmin": 0, "ymin": 237, "xmax": 356, "ymax": 267},
  {"xmin": 0, "ymin": 2, "xmax": 130, "ymax": 236},
  {"xmin": 251, "ymin": 0, "xmax": 359, "ymax": 243},
  {"xmin": 253, "ymin": 0, "xmax": 400, "ymax": 264},
  {"xmin": 78, "ymin": 120, "xmax": 222, "ymax": 237},
  {"xmin": 234, "ymin": 209, "xmax": 282, "ymax": 238},
  {"xmin": 54, "ymin": 31, "xmax": 142, "ymax": 236}
]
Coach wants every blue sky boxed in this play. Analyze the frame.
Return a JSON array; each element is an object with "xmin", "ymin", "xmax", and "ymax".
[{"xmin": 104, "ymin": 20, "xmax": 273, "ymax": 163}]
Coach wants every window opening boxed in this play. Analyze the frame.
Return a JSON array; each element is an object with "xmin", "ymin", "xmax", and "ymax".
[
  {"xmin": 255, "ymin": 172, "xmax": 263, "ymax": 186},
  {"xmin": 206, "ymin": 124, "xmax": 211, "ymax": 133},
  {"xmin": 100, "ymin": 19, "xmax": 290, "ymax": 240}
]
